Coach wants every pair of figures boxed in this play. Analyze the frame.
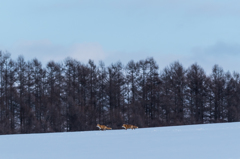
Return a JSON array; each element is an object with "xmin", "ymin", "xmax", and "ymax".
[{"xmin": 97, "ymin": 124, "xmax": 138, "ymax": 130}]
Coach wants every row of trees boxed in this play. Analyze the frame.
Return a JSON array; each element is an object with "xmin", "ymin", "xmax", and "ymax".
[{"xmin": 0, "ymin": 51, "xmax": 240, "ymax": 134}]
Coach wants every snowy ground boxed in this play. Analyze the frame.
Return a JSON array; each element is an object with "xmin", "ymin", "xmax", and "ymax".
[{"xmin": 1, "ymin": 122, "xmax": 240, "ymax": 159}]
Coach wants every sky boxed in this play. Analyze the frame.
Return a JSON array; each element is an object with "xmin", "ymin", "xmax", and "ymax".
[{"xmin": 1, "ymin": 0, "xmax": 240, "ymax": 74}]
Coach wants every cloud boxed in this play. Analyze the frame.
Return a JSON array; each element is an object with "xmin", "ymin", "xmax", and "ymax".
[
  {"xmin": 143, "ymin": 42, "xmax": 240, "ymax": 75},
  {"xmin": 192, "ymin": 42, "xmax": 240, "ymax": 56},
  {"xmin": 6, "ymin": 40, "xmax": 240, "ymax": 75},
  {"xmin": 190, "ymin": 42, "xmax": 240, "ymax": 74},
  {"xmin": 69, "ymin": 43, "xmax": 106, "ymax": 62},
  {"xmin": 8, "ymin": 40, "xmax": 106, "ymax": 65}
]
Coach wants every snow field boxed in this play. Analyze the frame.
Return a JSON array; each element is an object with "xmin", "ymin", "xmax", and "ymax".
[{"xmin": 1, "ymin": 122, "xmax": 240, "ymax": 159}]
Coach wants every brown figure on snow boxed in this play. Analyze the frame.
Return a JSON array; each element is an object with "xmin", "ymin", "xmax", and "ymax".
[{"xmin": 122, "ymin": 124, "xmax": 138, "ymax": 130}]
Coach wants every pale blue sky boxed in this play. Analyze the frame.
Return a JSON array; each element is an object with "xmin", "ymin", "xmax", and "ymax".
[{"xmin": 1, "ymin": 0, "xmax": 240, "ymax": 73}]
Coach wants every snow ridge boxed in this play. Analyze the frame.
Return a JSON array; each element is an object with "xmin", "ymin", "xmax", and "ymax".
[{"xmin": 1, "ymin": 122, "xmax": 240, "ymax": 159}]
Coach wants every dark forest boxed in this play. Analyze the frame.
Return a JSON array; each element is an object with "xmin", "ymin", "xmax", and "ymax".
[{"xmin": 0, "ymin": 51, "xmax": 239, "ymax": 135}]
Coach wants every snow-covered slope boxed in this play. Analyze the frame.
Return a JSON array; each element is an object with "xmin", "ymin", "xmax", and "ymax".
[{"xmin": 1, "ymin": 122, "xmax": 240, "ymax": 159}]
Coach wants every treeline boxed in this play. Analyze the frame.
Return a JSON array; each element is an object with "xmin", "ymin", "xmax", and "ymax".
[{"xmin": 0, "ymin": 51, "xmax": 240, "ymax": 134}]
